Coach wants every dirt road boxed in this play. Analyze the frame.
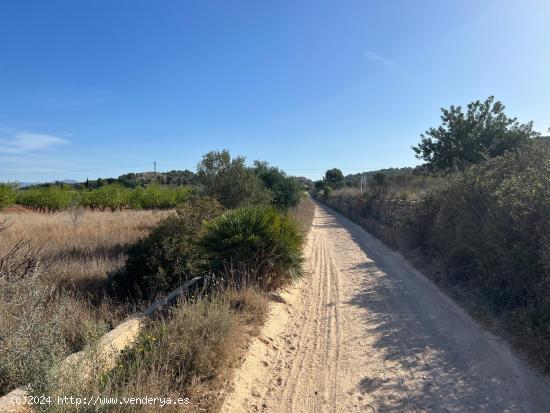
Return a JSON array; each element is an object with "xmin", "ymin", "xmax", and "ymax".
[{"xmin": 221, "ymin": 203, "xmax": 550, "ymax": 412}]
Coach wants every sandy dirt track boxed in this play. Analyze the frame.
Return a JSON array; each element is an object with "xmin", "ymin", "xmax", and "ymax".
[{"xmin": 221, "ymin": 203, "xmax": 550, "ymax": 413}]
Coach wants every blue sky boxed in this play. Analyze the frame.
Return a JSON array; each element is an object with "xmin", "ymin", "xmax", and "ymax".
[{"xmin": 1, "ymin": 0, "xmax": 549, "ymax": 182}]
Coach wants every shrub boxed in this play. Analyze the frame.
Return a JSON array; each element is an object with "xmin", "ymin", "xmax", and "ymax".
[
  {"xmin": 0, "ymin": 184, "xmax": 16, "ymax": 210},
  {"xmin": 107, "ymin": 297, "xmax": 240, "ymax": 391},
  {"xmin": 288, "ymin": 195, "xmax": 315, "ymax": 233},
  {"xmin": 110, "ymin": 196, "xmax": 223, "ymax": 300},
  {"xmin": 0, "ymin": 278, "xmax": 68, "ymax": 395},
  {"xmin": 253, "ymin": 161, "xmax": 302, "ymax": 209},
  {"xmin": 200, "ymin": 206, "xmax": 304, "ymax": 290},
  {"xmin": 78, "ymin": 290, "xmax": 266, "ymax": 412},
  {"xmin": 410, "ymin": 141, "xmax": 550, "ymax": 310},
  {"xmin": 197, "ymin": 150, "xmax": 273, "ymax": 208}
]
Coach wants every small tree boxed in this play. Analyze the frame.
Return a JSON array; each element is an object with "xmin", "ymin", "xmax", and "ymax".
[
  {"xmin": 324, "ymin": 168, "xmax": 344, "ymax": 189},
  {"xmin": 412, "ymin": 96, "xmax": 538, "ymax": 170},
  {"xmin": 253, "ymin": 161, "xmax": 302, "ymax": 209},
  {"xmin": 0, "ymin": 184, "xmax": 16, "ymax": 210},
  {"xmin": 197, "ymin": 150, "xmax": 272, "ymax": 208},
  {"xmin": 313, "ymin": 180, "xmax": 325, "ymax": 193},
  {"xmin": 373, "ymin": 172, "xmax": 386, "ymax": 192}
]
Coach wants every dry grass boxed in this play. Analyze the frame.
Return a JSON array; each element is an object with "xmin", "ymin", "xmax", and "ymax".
[
  {"xmin": 288, "ymin": 194, "xmax": 315, "ymax": 233},
  {"xmin": 1, "ymin": 200, "xmax": 313, "ymax": 405},
  {"xmin": 49, "ymin": 289, "xmax": 268, "ymax": 413},
  {"xmin": 0, "ymin": 209, "xmax": 171, "ymax": 395},
  {"xmin": 333, "ymin": 174, "xmax": 448, "ymax": 201},
  {"xmin": 0, "ymin": 209, "xmax": 170, "ymax": 256},
  {"xmin": 0, "ymin": 209, "xmax": 171, "ymax": 292}
]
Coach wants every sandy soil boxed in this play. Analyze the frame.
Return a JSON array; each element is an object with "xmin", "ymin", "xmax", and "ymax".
[{"xmin": 221, "ymin": 203, "xmax": 550, "ymax": 413}]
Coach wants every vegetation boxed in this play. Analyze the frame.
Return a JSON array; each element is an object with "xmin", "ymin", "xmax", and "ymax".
[
  {"xmin": 117, "ymin": 169, "xmax": 197, "ymax": 188},
  {"xmin": 16, "ymin": 184, "xmax": 190, "ymax": 212},
  {"xmin": 323, "ymin": 168, "xmax": 345, "ymax": 189},
  {"xmin": 197, "ymin": 150, "xmax": 272, "ymax": 209},
  {"xmin": 288, "ymin": 195, "xmax": 316, "ymax": 234},
  {"xmin": 409, "ymin": 142, "xmax": 549, "ymax": 324},
  {"xmin": 318, "ymin": 138, "xmax": 550, "ymax": 372},
  {"xmin": 0, "ymin": 209, "xmax": 168, "ymax": 395},
  {"xmin": 110, "ymin": 196, "xmax": 223, "ymax": 300},
  {"xmin": 0, "ymin": 154, "xmax": 314, "ymax": 403},
  {"xmin": 253, "ymin": 161, "xmax": 302, "ymax": 209},
  {"xmin": 53, "ymin": 289, "xmax": 268, "ymax": 412},
  {"xmin": 0, "ymin": 184, "xmax": 16, "ymax": 210},
  {"xmin": 413, "ymin": 96, "xmax": 539, "ymax": 170},
  {"xmin": 201, "ymin": 206, "xmax": 304, "ymax": 289}
]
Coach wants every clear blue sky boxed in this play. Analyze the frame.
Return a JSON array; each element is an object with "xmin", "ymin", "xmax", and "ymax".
[{"xmin": 1, "ymin": 0, "xmax": 549, "ymax": 182}]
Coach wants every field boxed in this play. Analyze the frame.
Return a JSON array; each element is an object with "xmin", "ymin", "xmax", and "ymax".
[
  {"xmin": 0, "ymin": 209, "xmax": 171, "ymax": 395},
  {"xmin": 0, "ymin": 189, "xmax": 315, "ymax": 411}
]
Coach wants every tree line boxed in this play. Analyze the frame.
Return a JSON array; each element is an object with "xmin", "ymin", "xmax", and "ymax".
[
  {"xmin": 14, "ymin": 184, "xmax": 190, "ymax": 212},
  {"xmin": 1, "ymin": 151, "xmax": 304, "ymax": 212}
]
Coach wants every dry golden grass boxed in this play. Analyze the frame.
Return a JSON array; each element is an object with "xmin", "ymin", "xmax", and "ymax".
[
  {"xmin": 0, "ymin": 209, "xmax": 172, "ymax": 395},
  {"xmin": 50, "ymin": 289, "xmax": 268, "ymax": 413},
  {"xmin": 0, "ymin": 209, "xmax": 171, "ymax": 256},
  {"xmin": 288, "ymin": 194, "xmax": 315, "ymax": 233},
  {"xmin": 0, "ymin": 209, "xmax": 171, "ymax": 289}
]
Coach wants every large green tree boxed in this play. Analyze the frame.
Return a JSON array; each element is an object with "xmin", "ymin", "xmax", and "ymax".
[
  {"xmin": 324, "ymin": 168, "xmax": 345, "ymax": 188},
  {"xmin": 413, "ymin": 96, "xmax": 538, "ymax": 170}
]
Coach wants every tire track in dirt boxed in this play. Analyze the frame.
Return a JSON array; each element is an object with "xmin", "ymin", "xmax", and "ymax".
[{"xmin": 221, "ymin": 202, "xmax": 550, "ymax": 413}]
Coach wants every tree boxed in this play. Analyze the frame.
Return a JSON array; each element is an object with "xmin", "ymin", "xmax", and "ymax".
[
  {"xmin": 0, "ymin": 184, "xmax": 16, "ymax": 210},
  {"xmin": 373, "ymin": 172, "xmax": 386, "ymax": 187},
  {"xmin": 197, "ymin": 150, "xmax": 272, "ymax": 208},
  {"xmin": 253, "ymin": 161, "xmax": 302, "ymax": 209},
  {"xmin": 412, "ymin": 96, "xmax": 538, "ymax": 170},
  {"xmin": 313, "ymin": 180, "xmax": 325, "ymax": 192},
  {"xmin": 324, "ymin": 168, "xmax": 344, "ymax": 188}
]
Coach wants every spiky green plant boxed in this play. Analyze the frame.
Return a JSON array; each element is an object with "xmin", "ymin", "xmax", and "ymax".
[{"xmin": 200, "ymin": 206, "xmax": 304, "ymax": 290}]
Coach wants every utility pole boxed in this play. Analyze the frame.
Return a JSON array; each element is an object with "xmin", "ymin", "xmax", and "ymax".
[{"xmin": 154, "ymin": 161, "xmax": 157, "ymax": 183}]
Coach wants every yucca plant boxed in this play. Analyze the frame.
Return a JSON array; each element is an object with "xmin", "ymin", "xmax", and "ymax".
[{"xmin": 200, "ymin": 206, "xmax": 304, "ymax": 290}]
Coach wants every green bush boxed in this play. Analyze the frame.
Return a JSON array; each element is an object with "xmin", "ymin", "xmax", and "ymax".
[
  {"xmin": 410, "ymin": 142, "xmax": 550, "ymax": 309},
  {"xmin": 197, "ymin": 150, "xmax": 273, "ymax": 208},
  {"xmin": 200, "ymin": 206, "xmax": 304, "ymax": 290},
  {"xmin": 0, "ymin": 184, "xmax": 16, "ymax": 210},
  {"xmin": 253, "ymin": 161, "xmax": 302, "ymax": 209},
  {"xmin": 110, "ymin": 196, "xmax": 223, "ymax": 300}
]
